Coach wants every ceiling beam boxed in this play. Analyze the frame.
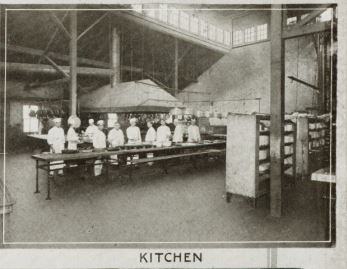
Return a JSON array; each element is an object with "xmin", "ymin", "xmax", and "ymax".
[
  {"xmin": 77, "ymin": 12, "xmax": 109, "ymax": 41},
  {"xmin": 43, "ymin": 55, "xmax": 70, "ymax": 78},
  {"xmin": 38, "ymin": 11, "xmax": 69, "ymax": 64},
  {"xmin": 293, "ymin": 4, "xmax": 332, "ymax": 27},
  {"xmin": 1, "ymin": 62, "xmax": 112, "ymax": 77},
  {"xmin": 2, "ymin": 43, "xmax": 109, "ymax": 68},
  {"xmin": 112, "ymin": 10, "xmax": 229, "ymax": 54},
  {"xmin": 282, "ymin": 21, "xmax": 332, "ymax": 40},
  {"xmin": 2, "ymin": 43, "xmax": 162, "ymax": 75},
  {"xmin": 49, "ymin": 11, "xmax": 71, "ymax": 39}
]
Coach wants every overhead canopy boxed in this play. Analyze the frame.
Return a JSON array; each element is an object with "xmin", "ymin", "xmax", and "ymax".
[{"xmin": 80, "ymin": 79, "xmax": 184, "ymax": 113}]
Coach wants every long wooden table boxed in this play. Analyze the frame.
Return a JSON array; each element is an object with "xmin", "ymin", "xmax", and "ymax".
[{"xmin": 32, "ymin": 142, "xmax": 226, "ymax": 200}]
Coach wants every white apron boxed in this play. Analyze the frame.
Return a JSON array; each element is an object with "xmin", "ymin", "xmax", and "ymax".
[
  {"xmin": 47, "ymin": 126, "xmax": 65, "ymax": 174},
  {"xmin": 93, "ymin": 129, "xmax": 106, "ymax": 176},
  {"xmin": 108, "ymin": 128, "xmax": 125, "ymax": 164}
]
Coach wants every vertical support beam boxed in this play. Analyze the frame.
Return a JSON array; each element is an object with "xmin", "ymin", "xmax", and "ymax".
[
  {"xmin": 269, "ymin": 6, "xmax": 284, "ymax": 218},
  {"xmin": 69, "ymin": 10, "xmax": 78, "ymax": 116},
  {"xmin": 174, "ymin": 38, "xmax": 179, "ymax": 96},
  {"xmin": 111, "ymin": 27, "xmax": 121, "ymax": 87}
]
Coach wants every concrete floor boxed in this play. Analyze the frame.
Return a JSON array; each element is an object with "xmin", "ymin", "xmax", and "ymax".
[{"xmin": 1, "ymin": 152, "xmax": 326, "ymax": 244}]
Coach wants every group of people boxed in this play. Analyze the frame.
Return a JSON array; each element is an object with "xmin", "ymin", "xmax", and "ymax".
[
  {"xmin": 84, "ymin": 117, "xmax": 201, "ymax": 148},
  {"xmin": 46, "ymin": 116, "xmax": 201, "ymax": 177}
]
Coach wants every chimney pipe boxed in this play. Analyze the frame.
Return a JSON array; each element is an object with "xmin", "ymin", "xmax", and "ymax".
[{"xmin": 111, "ymin": 27, "xmax": 121, "ymax": 87}]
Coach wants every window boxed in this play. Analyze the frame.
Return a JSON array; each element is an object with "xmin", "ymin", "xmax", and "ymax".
[
  {"xmin": 168, "ymin": 7, "xmax": 179, "ymax": 26},
  {"xmin": 107, "ymin": 113, "xmax": 118, "ymax": 128},
  {"xmin": 257, "ymin": 23, "xmax": 268, "ymax": 40},
  {"xmin": 287, "ymin": 16, "xmax": 297, "ymax": 25},
  {"xmin": 146, "ymin": 8, "xmax": 156, "ymax": 19},
  {"xmin": 158, "ymin": 4, "xmax": 168, "ymax": 22},
  {"xmin": 23, "ymin": 104, "xmax": 39, "ymax": 133},
  {"xmin": 244, "ymin": 26, "xmax": 255, "ymax": 43},
  {"xmin": 200, "ymin": 20, "xmax": 208, "ymax": 38},
  {"xmin": 301, "ymin": 13, "xmax": 309, "ymax": 20},
  {"xmin": 233, "ymin": 30, "xmax": 244, "ymax": 46},
  {"xmin": 190, "ymin": 16, "xmax": 199, "ymax": 34},
  {"xmin": 131, "ymin": 4, "xmax": 143, "ymax": 14},
  {"xmin": 208, "ymin": 24, "xmax": 216, "ymax": 41},
  {"xmin": 179, "ymin": 11, "xmax": 190, "ymax": 31},
  {"xmin": 318, "ymin": 8, "xmax": 332, "ymax": 22},
  {"xmin": 224, "ymin": 31, "xmax": 231, "ymax": 45},
  {"xmin": 216, "ymin": 28, "xmax": 224, "ymax": 43}
]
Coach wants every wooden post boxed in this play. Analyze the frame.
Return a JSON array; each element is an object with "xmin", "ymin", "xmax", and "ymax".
[
  {"xmin": 69, "ymin": 10, "xmax": 78, "ymax": 116},
  {"xmin": 174, "ymin": 38, "xmax": 179, "ymax": 96},
  {"xmin": 269, "ymin": 6, "xmax": 284, "ymax": 218},
  {"xmin": 111, "ymin": 27, "xmax": 121, "ymax": 87}
]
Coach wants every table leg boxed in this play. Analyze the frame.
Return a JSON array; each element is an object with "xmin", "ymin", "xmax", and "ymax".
[
  {"xmin": 34, "ymin": 160, "xmax": 40, "ymax": 193},
  {"xmin": 46, "ymin": 170, "xmax": 52, "ymax": 200},
  {"xmin": 226, "ymin": 192, "xmax": 232, "ymax": 203},
  {"xmin": 106, "ymin": 158, "xmax": 110, "ymax": 180}
]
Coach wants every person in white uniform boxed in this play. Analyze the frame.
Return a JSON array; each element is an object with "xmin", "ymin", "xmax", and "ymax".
[
  {"xmin": 126, "ymin": 118, "xmax": 142, "ymax": 144},
  {"xmin": 172, "ymin": 118, "xmax": 184, "ymax": 143},
  {"xmin": 67, "ymin": 117, "xmax": 80, "ymax": 150},
  {"xmin": 47, "ymin": 118, "xmax": 65, "ymax": 176},
  {"xmin": 156, "ymin": 119, "xmax": 171, "ymax": 145},
  {"xmin": 187, "ymin": 118, "xmax": 201, "ymax": 143},
  {"xmin": 145, "ymin": 120, "xmax": 156, "ymax": 165},
  {"xmin": 108, "ymin": 122, "xmax": 124, "ymax": 165},
  {"xmin": 93, "ymin": 120, "xmax": 106, "ymax": 176},
  {"xmin": 145, "ymin": 120, "xmax": 156, "ymax": 144},
  {"xmin": 85, "ymin": 119, "xmax": 98, "ymax": 141}
]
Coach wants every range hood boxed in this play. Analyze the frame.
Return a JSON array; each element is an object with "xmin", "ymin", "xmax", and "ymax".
[{"xmin": 80, "ymin": 79, "xmax": 184, "ymax": 113}]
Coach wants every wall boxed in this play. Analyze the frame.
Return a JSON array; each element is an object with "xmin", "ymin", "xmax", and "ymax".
[
  {"xmin": 0, "ymin": 79, "xmax": 65, "ymax": 128},
  {"xmin": 178, "ymin": 36, "xmax": 318, "ymax": 115}
]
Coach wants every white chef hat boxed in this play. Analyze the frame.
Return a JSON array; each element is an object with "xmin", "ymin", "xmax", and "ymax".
[
  {"xmin": 129, "ymin": 118, "xmax": 137, "ymax": 124},
  {"xmin": 53, "ymin": 118, "xmax": 61, "ymax": 123},
  {"xmin": 68, "ymin": 116, "xmax": 75, "ymax": 125},
  {"xmin": 97, "ymin": 120, "xmax": 104, "ymax": 126},
  {"xmin": 88, "ymin": 119, "xmax": 94, "ymax": 124}
]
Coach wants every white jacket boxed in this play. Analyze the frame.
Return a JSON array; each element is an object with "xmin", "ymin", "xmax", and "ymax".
[
  {"xmin": 187, "ymin": 125, "xmax": 201, "ymax": 143},
  {"xmin": 156, "ymin": 125, "xmax": 171, "ymax": 143},
  {"xmin": 126, "ymin": 126, "xmax": 142, "ymax": 144},
  {"xmin": 67, "ymin": 127, "xmax": 79, "ymax": 150},
  {"xmin": 145, "ymin": 127, "xmax": 157, "ymax": 143},
  {"xmin": 173, "ymin": 125, "xmax": 184, "ymax": 143},
  {"xmin": 47, "ymin": 126, "xmax": 65, "ymax": 153},
  {"xmin": 93, "ymin": 129, "xmax": 106, "ymax": 149},
  {"xmin": 85, "ymin": 125, "xmax": 98, "ymax": 139},
  {"xmin": 108, "ymin": 128, "xmax": 125, "ymax": 147}
]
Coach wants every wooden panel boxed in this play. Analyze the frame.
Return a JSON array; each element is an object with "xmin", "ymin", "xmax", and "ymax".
[
  {"xmin": 269, "ymin": 7, "xmax": 284, "ymax": 217},
  {"xmin": 296, "ymin": 117, "xmax": 309, "ymax": 179},
  {"xmin": 226, "ymin": 114, "xmax": 257, "ymax": 197}
]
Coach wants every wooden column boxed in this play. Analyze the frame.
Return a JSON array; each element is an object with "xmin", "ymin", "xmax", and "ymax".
[
  {"xmin": 174, "ymin": 38, "xmax": 179, "ymax": 96},
  {"xmin": 269, "ymin": 7, "xmax": 284, "ymax": 218},
  {"xmin": 69, "ymin": 10, "xmax": 78, "ymax": 116},
  {"xmin": 111, "ymin": 27, "xmax": 121, "ymax": 87}
]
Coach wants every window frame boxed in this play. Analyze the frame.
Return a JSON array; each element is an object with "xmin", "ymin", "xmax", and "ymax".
[{"xmin": 22, "ymin": 104, "xmax": 40, "ymax": 134}]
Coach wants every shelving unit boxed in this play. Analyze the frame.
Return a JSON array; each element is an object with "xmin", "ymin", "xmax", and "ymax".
[
  {"xmin": 284, "ymin": 119, "xmax": 296, "ymax": 182},
  {"xmin": 226, "ymin": 114, "xmax": 269, "ymax": 207},
  {"xmin": 296, "ymin": 116, "xmax": 329, "ymax": 179},
  {"xmin": 226, "ymin": 114, "xmax": 297, "ymax": 207}
]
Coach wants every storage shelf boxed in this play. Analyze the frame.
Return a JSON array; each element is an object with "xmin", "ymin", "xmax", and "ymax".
[
  {"xmin": 284, "ymin": 164, "xmax": 293, "ymax": 170},
  {"xmin": 259, "ymin": 130, "xmax": 270, "ymax": 136},
  {"xmin": 284, "ymin": 131, "xmax": 294, "ymax": 135},
  {"xmin": 284, "ymin": 142, "xmax": 294, "ymax": 146},
  {"xmin": 284, "ymin": 153, "xmax": 293, "ymax": 159},
  {"xmin": 259, "ymin": 158, "xmax": 270, "ymax": 165},
  {"xmin": 259, "ymin": 145, "xmax": 270, "ymax": 150}
]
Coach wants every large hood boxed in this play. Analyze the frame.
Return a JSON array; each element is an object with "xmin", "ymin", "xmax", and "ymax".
[{"xmin": 80, "ymin": 79, "xmax": 184, "ymax": 113}]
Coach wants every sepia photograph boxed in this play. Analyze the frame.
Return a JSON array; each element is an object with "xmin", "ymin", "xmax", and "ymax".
[{"xmin": 0, "ymin": 3, "xmax": 337, "ymax": 246}]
